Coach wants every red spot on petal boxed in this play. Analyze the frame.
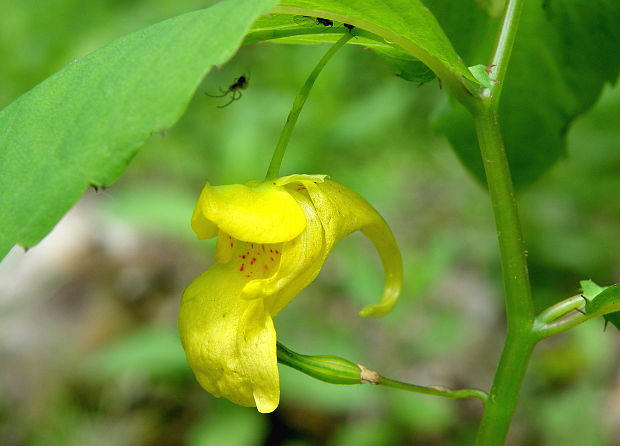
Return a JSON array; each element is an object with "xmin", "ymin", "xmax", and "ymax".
[
  {"xmin": 240, "ymin": 264, "xmax": 245, "ymax": 272},
  {"xmin": 270, "ymin": 257, "xmax": 274, "ymax": 261},
  {"xmin": 264, "ymin": 265, "xmax": 269, "ymax": 270},
  {"xmin": 251, "ymin": 258, "xmax": 256, "ymax": 264},
  {"xmin": 251, "ymin": 244, "xmax": 254, "ymax": 249},
  {"xmin": 242, "ymin": 255, "xmax": 246, "ymax": 259},
  {"xmin": 275, "ymin": 250, "xmax": 280, "ymax": 254},
  {"xmin": 245, "ymin": 274, "xmax": 250, "ymax": 278},
  {"xmin": 261, "ymin": 245, "xmax": 266, "ymax": 252},
  {"xmin": 230, "ymin": 242, "xmax": 234, "ymax": 248}
]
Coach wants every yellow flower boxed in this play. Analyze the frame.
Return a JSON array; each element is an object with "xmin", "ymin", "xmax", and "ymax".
[{"xmin": 178, "ymin": 174, "xmax": 403, "ymax": 413}]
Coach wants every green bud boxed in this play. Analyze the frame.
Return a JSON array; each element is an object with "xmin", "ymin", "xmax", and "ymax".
[{"xmin": 276, "ymin": 342, "xmax": 365, "ymax": 385}]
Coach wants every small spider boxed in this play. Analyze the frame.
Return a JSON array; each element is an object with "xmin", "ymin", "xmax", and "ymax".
[{"xmin": 206, "ymin": 75, "xmax": 249, "ymax": 108}]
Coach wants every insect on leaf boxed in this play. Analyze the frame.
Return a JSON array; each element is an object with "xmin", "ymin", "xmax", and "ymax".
[{"xmin": 468, "ymin": 64, "xmax": 493, "ymax": 89}]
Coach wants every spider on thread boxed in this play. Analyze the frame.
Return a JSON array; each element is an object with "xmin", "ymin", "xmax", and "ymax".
[{"xmin": 206, "ymin": 74, "xmax": 249, "ymax": 108}]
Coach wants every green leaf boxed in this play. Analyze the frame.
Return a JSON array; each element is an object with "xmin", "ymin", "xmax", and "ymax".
[
  {"xmin": 434, "ymin": 0, "xmax": 620, "ymax": 189},
  {"xmin": 582, "ymin": 280, "xmax": 620, "ymax": 331},
  {"xmin": 372, "ymin": 47, "xmax": 436, "ymax": 84},
  {"xmin": 580, "ymin": 279, "xmax": 605, "ymax": 300},
  {"xmin": 246, "ymin": 13, "xmax": 436, "ymax": 83},
  {"xmin": 0, "ymin": 0, "xmax": 277, "ymax": 259},
  {"xmin": 272, "ymin": 0, "xmax": 476, "ymax": 89},
  {"xmin": 584, "ymin": 286, "xmax": 620, "ymax": 314}
]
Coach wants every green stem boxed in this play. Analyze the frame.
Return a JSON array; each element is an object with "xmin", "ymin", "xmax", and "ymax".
[
  {"xmin": 536, "ymin": 294, "xmax": 584, "ymax": 324},
  {"xmin": 472, "ymin": 104, "xmax": 534, "ymax": 330},
  {"xmin": 276, "ymin": 342, "xmax": 488, "ymax": 403},
  {"xmin": 265, "ymin": 33, "xmax": 352, "ymax": 180},
  {"xmin": 472, "ymin": 0, "xmax": 532, "ymax": 443},
  {"xmin": 482, "ymin": 0, "xmax": 526, "ymax": 105},
  {"xmin": 378, "ymin": 376, "xmax": 488, "ymax": 403},
  {"xmin": 474, "ymin": 334, "xmax": 536, "ymax": 444},
  {"xmin": 534, "ymin": 295, "xmax": 618, "ymax": 338},
  {"xmin": 534, "ymin": 311, "xmax": 596, "ymax": 338},
  {"xmin": 472, "ymin": 102, "xmax": 535, "ymax": 446}
]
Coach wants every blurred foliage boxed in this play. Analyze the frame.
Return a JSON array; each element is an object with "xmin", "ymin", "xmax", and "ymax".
[{"xmin": 1, "ymin": 1, "xmax": 619, "ymax": 446}]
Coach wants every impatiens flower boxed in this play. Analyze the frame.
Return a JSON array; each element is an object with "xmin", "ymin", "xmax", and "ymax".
[{"xmin": 178, "ymin": 174, "xmax": 403, "ymax": 413}]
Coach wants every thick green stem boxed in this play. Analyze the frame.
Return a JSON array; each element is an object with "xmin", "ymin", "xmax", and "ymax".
[
  {"xmin": 472, "ymin": 102, "xmax": 535, "ymax": 446},
  {"xmin": 473, "ymin": 105, "xmax": 534, "ymax": 330},
  {"xmin": 474, "ymin": 334, "xmax": 536, "ymax": 445},
  {"xmin": 471, "ymin": 0, "xmax": 533, "ymax": 443},
  {"xmin": 265, "ymin": 33, "xmax": 352, "ymax": 180}
]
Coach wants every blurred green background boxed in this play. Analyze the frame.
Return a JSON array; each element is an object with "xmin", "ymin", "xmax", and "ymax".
[{"xmin": 1, "ymin": 1, "xmax": 619, "ymax": 445}]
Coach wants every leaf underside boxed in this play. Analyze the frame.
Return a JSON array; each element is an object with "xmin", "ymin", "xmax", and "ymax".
[
  {"xmin": 246, "ymin": 12, "xmax": 436, "ymax": 83},
  {"xmin": 273, "ymin": 0, "xmax": 476, "ymax": 85},
  {"xmin": 0, "ymin": 0, "xmax": 277, "ymax": 259}
]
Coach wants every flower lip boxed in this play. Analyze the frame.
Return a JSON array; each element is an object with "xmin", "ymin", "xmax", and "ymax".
[{"xmin": 191, "ymin": 180, "xmax": 307, "ymax": 244}]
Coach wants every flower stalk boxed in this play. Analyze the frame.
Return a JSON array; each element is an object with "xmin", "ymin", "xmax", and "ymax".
[
  {"xmin": 277, "ymin": 342, "xmax": 488, "ymax": 403},
  {"xmin": 266, "ymin": 33, "xmax": 352, "ymax": 180}
]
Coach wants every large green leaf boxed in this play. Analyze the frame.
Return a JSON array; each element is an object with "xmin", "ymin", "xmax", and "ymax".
[
  {"xmin": 434, "ymin": 0, "xmax": 620, "ymax": 190},
  {"xmin": 0, "ymin": 0, "xmax": 276, "ymax": 259},
  {"xmin": 272, "ymin": 0, "xmax": 476, "ymax": 90}
]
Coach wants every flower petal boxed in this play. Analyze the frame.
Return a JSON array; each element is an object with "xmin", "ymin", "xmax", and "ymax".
[
  {"xmin": 192, "ymin": 181, "xmax": 306, "ymax": 243},
  {"xmin": 241, "ymin": 191, "xmax": 325, "ymax": 316},
  {"xmin": 178, "ymin": 264, "xmax": 279, "ymax": 412},
  {"xmin": 302, "ymin": 179, "xmax": 403, "ymax": 317},
  {"xmin": 191, "ymin": 186, "xmax": 218, "ymax": 239}
]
